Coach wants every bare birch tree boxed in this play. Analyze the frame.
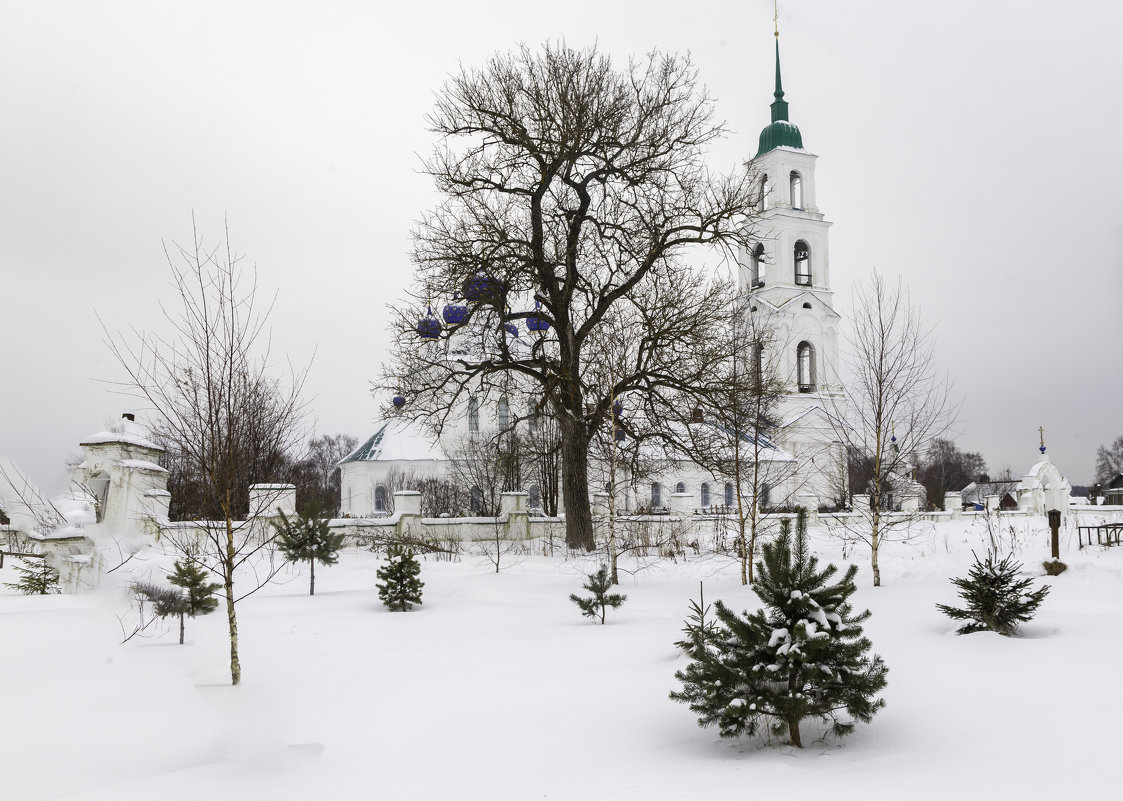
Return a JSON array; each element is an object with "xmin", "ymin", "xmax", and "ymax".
[
  {"xmin": 829, "ymin": 270, "xmax": 957, "ymax": 586},
  {"xmin": 104, "ymin": 218, "xmax": 309, "ymax": 684}
]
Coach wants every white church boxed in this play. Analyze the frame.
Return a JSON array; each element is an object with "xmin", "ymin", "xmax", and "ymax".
[{"xmin": 339, "ymin": 35, "xmax": 848, "ymax": 520}]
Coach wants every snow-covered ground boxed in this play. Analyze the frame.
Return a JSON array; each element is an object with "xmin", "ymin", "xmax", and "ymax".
[{"xmin": 4, "ymin": 516, "xmax": 1122, "ymax": 801}]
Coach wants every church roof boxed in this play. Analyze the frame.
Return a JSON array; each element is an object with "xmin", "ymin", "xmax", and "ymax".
[
  {"xmin": 339, "ymin": 418, "xmax": 445, "ymax": 464},
  {"xmin": 756, "ymin": 38, "xmax": 804, "ymax": 157}
]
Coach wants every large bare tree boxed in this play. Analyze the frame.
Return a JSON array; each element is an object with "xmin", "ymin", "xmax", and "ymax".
[
  {"xmin": 829, "ymin": 270, "xmax": 957, "ymax": 586},
  {"xmin": 104, "ymin": 218, "xmax": 309, "ymax": 684},
  {"xmin": 382, "ymin": 43, "xmax": 760, "ymax": 550}
]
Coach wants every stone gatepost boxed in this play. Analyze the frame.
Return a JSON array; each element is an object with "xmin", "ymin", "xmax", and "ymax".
[
  {"xmin": 944, "ymin": 491, "xmax": 963, "ymax": 519},
  {"xmin": 668, "ymin": 492, "xmax": 694, "ymax": 517},
  {"xmin": 248, "ymin": 484, "xmax": 296, "ymax": 517},
  {"xmin": 500, "ymin": 491, "xmax": 530, "ymax": 540},
  {"xmin": 393, "ymin": 490, "xmax": 422, "ymax": 541},
  {"xmin": 798, "ymin": 493, "xmax": 820, "ymax": 526}
]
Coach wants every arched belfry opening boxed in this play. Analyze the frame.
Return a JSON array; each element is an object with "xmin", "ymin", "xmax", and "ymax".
[
  {"xmin": 750, "ymin": 243, "xmax": 765, "ymax": 288},
  {"xmin": 790, "ymin": 171, "xmax": 803, "ymax": 210},
  {"xmin": 794, "ymin": 241, "xmax": 811, "ymax": 286},
  {"xmin": 797, "ymin": 341, "xmax": 816, "ymax": 392}
]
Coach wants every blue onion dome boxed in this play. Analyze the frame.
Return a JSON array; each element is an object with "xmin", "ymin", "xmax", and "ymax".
[
  {"xmin": 442, "ymin": 294, "xmax": 469, "ymax": 327},
  {"xmin": 462, "ymin": 272, "xmax": 504, "ymax": 303},
  {"xmin": 392, "ymin": 395, "xmax": 406, "ymax": 408},
  {"xmin": 526, "ymin": 300, "xmax": 551, "ymax": 332},
  {"xmin": 503, "ymin": 321, "xmax": 519, "ymax": 337},
  {"xmin": 416, "ymin": 306, "xmax": 441, "ymax": 341},
  {"xmin": 612, "ymin": 400, "xmax": 623, "ymax": 418}
]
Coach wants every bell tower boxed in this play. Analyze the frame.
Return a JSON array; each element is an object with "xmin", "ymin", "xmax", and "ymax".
[{"xmin": 742, "ymin": 18, "xmax": 847, "ymax": 507}]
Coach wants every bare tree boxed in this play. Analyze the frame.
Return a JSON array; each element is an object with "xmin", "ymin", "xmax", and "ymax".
[
  {"xmin": 447, "ymin": 429, "xmax": 523, "ymax": 517},
  {"xmin": 291, "ymin": 433, "xmax": 359, "ymax": 515},
  {"xmin": 381, "ymin": 42, "xmax": 761, "ymax": 551},
  {"xmin": 104, "ymin": 218, "xmax": 309, "ymax": 684},
  {"xmin": 1095, "ymin": 435, "xmax": 1123, "ymax": 484},
  {"xmin": 676, "ymin": 296, "xmax": 791, "ymax": 584},
  {"xmin": 828, "ymin": 270, "xmax": 957, "ymax": 586},
  {"xmin": 917, "ymin": 438, "xmax": 987, "ymax": 511}
]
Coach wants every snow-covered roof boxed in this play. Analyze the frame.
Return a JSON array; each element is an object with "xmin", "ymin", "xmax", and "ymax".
[
  {"xmin": 340, "ymin": 418, "xmax": 445, "ymax": 464},
  {"xmin": 117, "ymin": 459, "xmax": 168, "ymax": 473},
  {"xmin": 80, "ymin": 418, "xmax": 164, "ymax": 452}
]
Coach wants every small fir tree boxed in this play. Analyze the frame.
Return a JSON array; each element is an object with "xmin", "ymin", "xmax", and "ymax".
[
  {"xmin": 132, "ymin": 581, "xmax": 189, "ymax": 640},
  {"xmin": 674, "ymin": 582, "xmax": 719, "ymax": 659},
  {"xmin": 936, "ymin": 553, "xmax": 1049, "ymax": 636},
  {"xmin": 670, "ymin": 508, "xmax": 888, "ymax": 748},
  {"xmin": 3, "ymin": 558, "xmax": 61, "ymax": 595},
  {"xmin": 133, "ymin": 560, "xmax": 220, "ymax": 644},
  {"xmin": 274, "ymin": 507, "xmax": 346, "ymax": 596},
  {"xmin": 569, "ymin": 565, "xmax": 627, "ymax": 624},
  {"xmin": 377, "ymin": 546, "xmax": 424, "ymax": 611},
  {"xmin": 167, "ymin": 560, "xmax": 221, "ymax": 643}
]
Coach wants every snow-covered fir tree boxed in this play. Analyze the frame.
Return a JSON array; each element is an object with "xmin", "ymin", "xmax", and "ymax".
[
  {"xmin": 569, "ymin": 565, "xmax": 627, "ymax": 624},
  {"xmin": 936, "ymin": 553, "xmax": 1049, "ymax": 636},
  {"xmin": 377, "ymin": 546, "xmax": 424, "ymax": 611},
  {"xmin": 670, "ymin": 508, "xmax": 888, "ymax": 748}
]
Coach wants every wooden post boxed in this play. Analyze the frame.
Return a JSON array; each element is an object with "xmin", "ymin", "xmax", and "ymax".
[{"xmin": 1047, "ymin": 509, "xmax": 1061, "ymax": 559}]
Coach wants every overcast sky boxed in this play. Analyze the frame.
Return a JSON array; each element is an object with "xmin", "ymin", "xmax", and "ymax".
[{"xmin": 3, "ymin": 0, "xmax": 1120, "ymax": 492}]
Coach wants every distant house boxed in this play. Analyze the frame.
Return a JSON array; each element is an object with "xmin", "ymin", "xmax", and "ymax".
[
  {"xmin": 959, "ymin": 480, "xmax": 1019, "ymax": 510},
  {"xmin": 1105, "ymin": 473, "xmax": 1123, "ymax": 506}
]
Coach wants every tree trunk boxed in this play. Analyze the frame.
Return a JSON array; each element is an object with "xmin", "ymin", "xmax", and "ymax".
[
  {"xmin": 224, "ymin": 519, "xmax": 242, "ymax": 685},
  {"xmin": 788, "ymin": 715, "xmax": 803, "ymax": 748},
  {"xmin": 310, "ymin": 558, "xmax": 315, "ymax": 596},
  {"xmin": 179, "ymin": 612, "xmax": 185, "ymax": 645},
  {"xmin": 788, "ymin": 672, "xmax": 803, "ymax": 747},
  {"xmin": 559, "ymin": 418, "xmax": 595, "ymax": 551},
  {"xmin": 870, "ymin": 506, "xmax": 882, "ymax": 587}
]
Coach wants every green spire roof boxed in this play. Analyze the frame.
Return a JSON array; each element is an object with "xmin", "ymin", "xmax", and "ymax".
[{"xmin": 756, "ymin": 38, "xmax": 804, "ymax": 157}]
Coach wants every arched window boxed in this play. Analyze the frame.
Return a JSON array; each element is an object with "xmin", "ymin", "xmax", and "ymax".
[
  {"xmin": 724, "ymin": 482, "xmax": 735, "ymax": 508},
  {"xmin": 760, "ymin": 482, "xmax": 772, "ymax": 510},
  {"xmin": 758, "ymin": 174, "xmax": 769, "ymax": 211},
  {"xmin": 497, "ymin": 395, "xmax": 510, "ymax": 430},
  {"xmin": 700, "ymin": 483, "xmax": 711, "ymax": 508},
  {"xmin": 651, "ymin": 482, "xmax": 662, "ymax": 509},
  {"xmin": 374, "ymin": 485, "xmax": 388, "ymax": 512},
  {"xmin": 469, "ymin": 486, "xmax": 483, "ymax": 515},
  {"xmin": 790, "ymin": 171, "xmax": 803, "ymax": 210},
  {"xmin": 750, "ymin": 243, "xmax": 765, "ymax": 288},
  {"xmin": 468, "ymin": 396, "xmax": 479, "ymax": 433},
  {"xmin": 675, "ymin": 481, "xmax": 686, "ymax": 494},
  {"xmin": 797, "ymin": 341, "xmax": 815, "ymax": 392},
  {"xmin": 529, "ymin": 484, "xmax": 541, "ymax": 509},
  {"xmin": 794, "ymin": 240, "xmax": 811, "ymax": 286},
  {"xmin": 89, "ymin": 471, "xmax": 111, "ymax": 523},
  {"xmin": 802, "ymin": 302, "xmax": 812, "ymax": 309}
]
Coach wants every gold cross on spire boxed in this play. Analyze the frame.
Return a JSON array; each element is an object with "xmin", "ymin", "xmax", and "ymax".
[
  {"xmin": 774, "ymin": 0, "xmax": 780, "ymax": 38},
  {"xmin": 1039, "ymin": 426, "xmax": 1045, "ymax": 448}
]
